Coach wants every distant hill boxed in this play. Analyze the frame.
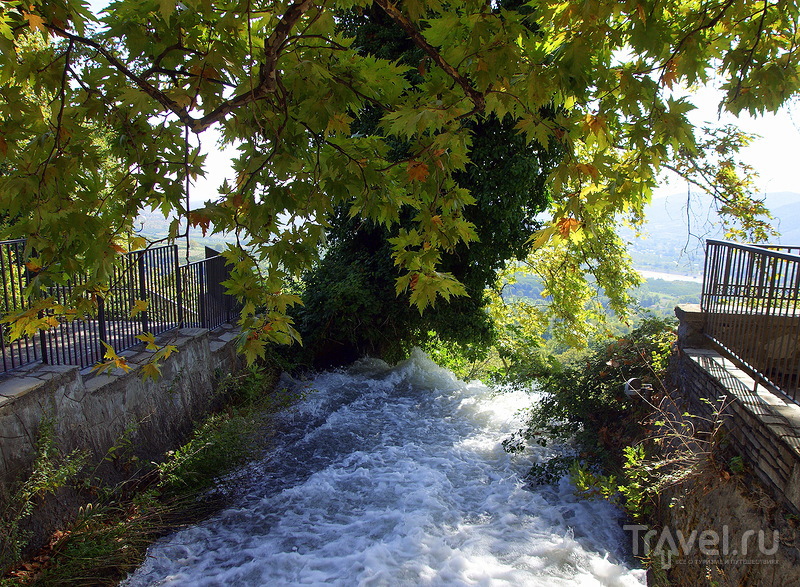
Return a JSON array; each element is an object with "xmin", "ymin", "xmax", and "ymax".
[
  {"xmin": 133, "ymin": 191, "xmax": 798, "ymax": 273},
  {"xmin": 135, "ymin": 208, "xmax": 236, "ymax": 263},
  {"xmin": 624, "ymin": 191, "xmax": 800, "ymax": 276}
]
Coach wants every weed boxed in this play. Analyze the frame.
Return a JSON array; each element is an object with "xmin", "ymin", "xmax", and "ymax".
[
  {"xmin": 4, "ymin": 362, "xmax": 301, "ymax": 585},
  {"xmin": 0, "ymin": 420, "xmax": 88, "ymax": 575}
]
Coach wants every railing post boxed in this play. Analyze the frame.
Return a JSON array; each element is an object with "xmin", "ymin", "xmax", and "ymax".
[
  {"xmin": 38, "ymin": 311, "xmax": 48, "ymax": 364},
  {"xmin": 98, "ymin": 295, "xmax": 107, "ymax": 358},
  {"xmin": 199, "ymin": 263, "xmax": 208, "ymax": 329},
  {"xmin": 175, "ymin": 247, "xmax": 184, "ymax": 328},
  {"xmin": 138, "ymin": 251, "xmax": 149, "ymax": 333}
]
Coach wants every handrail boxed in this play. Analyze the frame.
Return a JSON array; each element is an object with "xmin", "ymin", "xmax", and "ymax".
[{"xmin": 705, "ymin": 239, "xmax": 800, "ymax": 263}]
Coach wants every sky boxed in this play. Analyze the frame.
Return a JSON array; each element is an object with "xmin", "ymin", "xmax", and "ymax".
[{"xmin": 653, "ymin": 87, "xmax": 800, "ymax": 200}]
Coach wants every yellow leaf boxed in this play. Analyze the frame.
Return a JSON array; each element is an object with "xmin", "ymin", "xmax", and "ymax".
[
  {"xmin": 528, "ymin": 225, "xmax": 557, "ymax": 249},
  {"xmin": 131, "ymin": 236, "xmax": 147, "ymax": 250},
  {"xmin": 131, "ymin": 299, "xmax": 149, "ymax": 317},
  {"xmin": 161, "ymin": 344, "xmax": 178, "ymax": 359},
  {"xmin": 101, "ymin": 341, "xmax": 117, "ymax": 360},
  {"xmin": 141, "ymin": 362, "xmax": 161, "ymax": 381},
  {"xmin": 23, "ymin": 12, "xmax": 46, "ymax": 32},
  {"xmin": 135, "ymin": 331, "xmax": 157, "ymax": 350}
]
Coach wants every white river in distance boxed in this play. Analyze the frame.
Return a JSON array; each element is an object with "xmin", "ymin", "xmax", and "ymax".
[{"xmin": 124, "ymin": 350, "xmax": 646, "ymax": 586}]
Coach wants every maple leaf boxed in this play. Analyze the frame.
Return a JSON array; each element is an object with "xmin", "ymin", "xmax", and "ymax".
[
  {"xmin": 23, "ymin": 12, "xmax": 46, "ymax": 32},
  {"xmin": 584, "ymin": 113, "xmax": 606, "ymax": 135},
  {"xmin": 188, "ymin": 210, "xmax": 212, "ymax": 236},
  {"xmin": 135, "ymin": 331, "xmax": 158, "ymax": 350},
  {"xmin": 25, "ymin": 258, "xmax": 42, "ymax": 272},
  {"xmin": 141, "ymin": 361, "xmax": 161, "ymax": 381},
  {"xmin": 661, "ymin": 59, "xmax": 679, "ymax": 89},
  {"xmin": 407, "ymin": 160, "xmax": 429, "ymax": 182},
  {"xmin": 575, "ymin": 163, "xmax": 600, "ymax": 180},
  {"xmin": 557, "ymin": 217, "xmax": 581, "ymax": 238},
  {"xmin": 130, "ymin": 299, "xmax": 149, "ymax": 317}
]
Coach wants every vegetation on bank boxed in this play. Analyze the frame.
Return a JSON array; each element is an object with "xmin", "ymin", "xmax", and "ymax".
[{"xmin": 0, "ymin": 362, "xmax": 300, "ymax": 586}]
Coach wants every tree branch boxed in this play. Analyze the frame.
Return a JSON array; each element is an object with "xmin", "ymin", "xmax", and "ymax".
[
  {"xmin": 45, "ymin": 0, "xmax": 316, "ymax": 133},
  {"xmin": 374, "ymin": 0, "xmax": 485, "ymax": 115}
]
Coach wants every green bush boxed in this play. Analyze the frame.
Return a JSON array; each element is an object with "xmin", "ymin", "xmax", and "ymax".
[{"xmin": 507, "ymin": 316, "xmax": 677, "ymax": 470}]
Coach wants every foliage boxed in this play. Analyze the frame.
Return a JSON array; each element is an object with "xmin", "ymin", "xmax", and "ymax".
[
  {"xmin": 156, "ymin": 365, "xmax": 293, "ymax": 493},
  {"xmin": 484, "ymin": 276, "xmax": 557, "ymax": 383},
  {"xmin": 296, "ymin": 2, "xmax": 558, "ymax": 366},
  {"xmin": 505, "ymin": 316, "xmax": 677, "ymax": 467},
  {"xmin": 570, "ymin": 395, "xmax": 732, "ymax": 523},
  {"xmin": 0, "ymin": 0, "xmax": 791, "ymax": 359}
]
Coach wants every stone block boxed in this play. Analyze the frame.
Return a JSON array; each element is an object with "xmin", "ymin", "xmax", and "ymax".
[
  {"xmin": 213, "ymin": 331, "xmax": 237, "ymax": 343},
  {"xmin": 0, "ymin": 377, "xmax": 44, "ymax": 406},
  {"xmin": 177, "ymin": 327, "xmax": 207, "ymax": 338},
  {"xmin": 770, "ymin": 404, "xmax": 800, "ymax": 428},
  {"xmin": 83, "ymin": 374, "xmax": 117, "ymax": 393},
  {"xmin": 787, "ymin": 463, "xmax": 800, "ymax": 511}
]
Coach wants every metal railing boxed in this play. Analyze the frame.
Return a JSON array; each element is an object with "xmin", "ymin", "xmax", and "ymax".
[
  {"xmin": 0, "ymin": 240, "xmax": 44, "ymax": 372},
  {"xmin": 701, "ymin": 239, "xmax": 800, "ymax": 402},
  {"xmin": 180, "ymin": 247, "xmax": 239, "ymax": 330},
  {"xmin": 0, "ymin": 241, "xmax": 239, "ymax": 374}
]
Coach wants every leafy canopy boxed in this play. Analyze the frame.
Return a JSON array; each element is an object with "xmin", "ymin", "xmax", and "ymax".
[
  {"xmin": 0, "ymin": 0, "xmax": 794, "ymax": 356},
  {"xmin": 295, "ymin": 2, "xmax": 559, "ymax": 365}
]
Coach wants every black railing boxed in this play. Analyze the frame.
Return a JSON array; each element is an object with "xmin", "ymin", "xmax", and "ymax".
[
  {"xmin": 180, "ymin": 247, "xmax": 239, "ymax": 330},
  {"xmin": 701, "ymin": 239, "xmax": 800, "ymax": 403},
  {"xmin": 0, "ymin": 239, "xmax": 43, "ymax": 372},
  {"xmin": 0, "ymin": 241, "xmax": 239, "ymax": 374}
]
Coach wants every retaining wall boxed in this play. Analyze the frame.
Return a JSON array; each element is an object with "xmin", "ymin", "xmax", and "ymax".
[
  {"xmin": 0, "ymin": 324, "xmax": 242, "ymax": 550},
  {"xmin": 673, "ymin": 304, "xmax": 800, "ymax": 514}
]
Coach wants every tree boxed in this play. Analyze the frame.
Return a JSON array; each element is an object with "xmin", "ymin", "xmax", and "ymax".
[
  {"xmin": 295, "ymin": 2, "xmax": 559, "ymax": 365},
  {"xmin": 0, "ymin": 0, "xmax": 793, "ymax": 359}
]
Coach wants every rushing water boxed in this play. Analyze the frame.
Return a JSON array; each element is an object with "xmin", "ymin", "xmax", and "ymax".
[{"xmin": 125, "ymin": 350, "xmax": 646, "ymax": 586}]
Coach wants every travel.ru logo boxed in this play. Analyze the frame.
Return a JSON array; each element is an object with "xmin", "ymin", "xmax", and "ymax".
[{"xmin": 624, "ymin": 524, "xmax": 780, "ymax": 570}]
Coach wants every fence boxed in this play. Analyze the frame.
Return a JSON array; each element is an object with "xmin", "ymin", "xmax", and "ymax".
[
  {"xmin": 701, "ymin": 239, "xmax": 800, "ymax": 403},
  {"xmin": 0, "ymin": 241, "xmax": 239, "ymax": 374}
]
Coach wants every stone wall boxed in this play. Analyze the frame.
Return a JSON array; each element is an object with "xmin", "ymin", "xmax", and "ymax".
[
  {"xmin": 0, "ymin": 324, "xmax": 242, "ymax": 549},
  {"xmin": 673, "ymin": 304, "xmax": 800, "ymax": 515}
]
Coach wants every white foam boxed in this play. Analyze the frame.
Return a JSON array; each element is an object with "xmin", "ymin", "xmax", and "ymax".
[{"xmin": 124, "ymin": 350, "xmax": 646, "ymax": 586}]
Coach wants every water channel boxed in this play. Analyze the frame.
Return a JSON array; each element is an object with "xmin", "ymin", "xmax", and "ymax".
[{"xmin": 125, "ymin": 350, "xmax": 646, "ymax": 586}]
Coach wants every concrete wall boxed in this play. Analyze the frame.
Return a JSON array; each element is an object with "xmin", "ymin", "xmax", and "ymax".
[
  {"xmin": 673, "ymin": 304, "xmax": 800, "ymax": 515},
  {"xmin": 0, "ymin": 324, "xmax": 242, "ymax": 549}
]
